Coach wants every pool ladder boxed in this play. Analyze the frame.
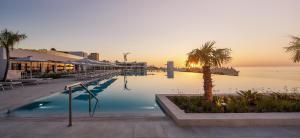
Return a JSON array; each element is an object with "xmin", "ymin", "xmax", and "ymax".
[{"xmin": 65, "ymin": 82, "xmax": 99, "ymax": 127}]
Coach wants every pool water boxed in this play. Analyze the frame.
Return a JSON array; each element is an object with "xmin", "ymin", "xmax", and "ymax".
[
  {"xmin": 11, "ymin": 69, "xmax": 300, "ymax": 117},
  {"xmin": 12, "ymin": 75, "xmax": 164, "ymax": 117}
]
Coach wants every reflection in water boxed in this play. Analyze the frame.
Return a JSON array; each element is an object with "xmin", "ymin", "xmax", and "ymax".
[
  {"xmin": 122, "ymin": 72, "xmax": 147, "ymax": 91},
  {"xmin": 74, "ymin": 94, "xmax": 95, "ymax": 101},
  {"xmin": 74, "ymin": 78, "xmax": 117, "ymax": 101},
  {"xmin": 62, "ymin": 86, "xmax": 85, "ymax": 94},
  {"xmin": 123, "ymin": 75, "xmax": 130, "ymax": 91},
  {"xmin": 73, "ymin": 78, "xmax": 118, "ymax": 116},
  {"xmin": 89, "ymin": 99, "xmax": 99, "ymax": 117},
  {"xmin": 167, "ymin": 70, "xmax": 174, "ymax": 78},
  {"xmin": 17, "ymin": 101, "xmax": 52, "ymax": 110}
]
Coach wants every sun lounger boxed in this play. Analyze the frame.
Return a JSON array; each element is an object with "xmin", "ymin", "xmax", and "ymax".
[{"xmin": 0, "ymin": 81, "xmax": 23, "ymax": 89}]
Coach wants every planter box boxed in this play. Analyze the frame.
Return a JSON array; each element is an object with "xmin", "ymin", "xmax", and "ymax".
[{"xmin": 156, "ymin": 94, "xmax": 300, "ymax": 126}]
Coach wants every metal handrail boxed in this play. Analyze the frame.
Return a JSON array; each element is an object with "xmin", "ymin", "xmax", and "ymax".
[
  {"xmin": 65, "ymin": 82, "xmax": 99, "ymax": 101},
  {"xmin": 65, "ymin": 82, "xmax": 99, "ymax": 127}
]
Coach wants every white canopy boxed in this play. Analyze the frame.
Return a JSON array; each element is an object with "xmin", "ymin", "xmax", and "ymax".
[
  {"xmin": 14, "ymin": 56, "xmax": 47, "ymax": 62},
  {"xmin": 64, "ymin": 58, "xmax": 117, "ymax": 67}
]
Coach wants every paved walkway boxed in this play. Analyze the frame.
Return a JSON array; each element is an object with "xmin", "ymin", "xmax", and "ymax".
[
  {"xmin": 0, "ymin": 78, "xmax": 77, "ymax": 112},
  {"xmin": 0, "ymin": 117, "xmax": 299, "ymax": 138},
  {"xmin": 0, "ymin": 78, "xmax": 300, "ymax": 138}
]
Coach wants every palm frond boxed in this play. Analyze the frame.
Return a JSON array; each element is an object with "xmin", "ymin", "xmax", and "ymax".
[
  {"xmin": 285, "ymin": 35, "xmax": 300, "ymax": 63},
  {"xmin": 290, "ymin": 35, "xmax": 300, "ymax": 41},
  {"xmin": 186, "ymin": 49, "xmax": 200, "ymax": 67},
  {"xmin": 0, "ymin": 29, "xmax": 27, "ymax": 49},
  {"xmin": 186, "ymin": 41, "xmax": 232, "ymax": 67},
  {"xmin": 212, "ymin": 48, "xmax": 232, "ymax": 67},
  {"xmin": 292, "ymin": 49, "xmax": 300, "ymax": 63}
]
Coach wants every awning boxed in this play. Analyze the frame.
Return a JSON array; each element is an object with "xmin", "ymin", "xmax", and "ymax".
[{"xmin": 14, "ymin": 56, "xmax": 47, "ymax": 62}]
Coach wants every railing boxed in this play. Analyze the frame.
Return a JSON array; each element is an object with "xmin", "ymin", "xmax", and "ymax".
[{"xmin": 65, "ymin": 82, "xmax": 99, "ymax": 127}]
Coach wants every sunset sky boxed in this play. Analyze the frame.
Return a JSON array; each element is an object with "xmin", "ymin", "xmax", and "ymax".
[{"xmin": 1, "ymin": 0, "xmax": 299, "ymax": 67}]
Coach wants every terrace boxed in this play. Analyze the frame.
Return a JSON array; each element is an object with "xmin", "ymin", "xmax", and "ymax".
[{"xmin": 0, "ymin": 71, "xmax": 299, "ymax": 138}]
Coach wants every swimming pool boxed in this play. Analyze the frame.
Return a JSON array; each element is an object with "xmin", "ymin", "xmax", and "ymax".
[
  {"xmin": 11, "ymin": 70, "xmax": 300, "ymax": 117},
  {"xmin": 11, "ymin": 75, "xmax": 164, "ymax": 117}
]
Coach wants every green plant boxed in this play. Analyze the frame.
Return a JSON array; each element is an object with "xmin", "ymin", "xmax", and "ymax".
[
  {"xmin": 256, "ymin": 97, "xmax": 279, "ymax": 112},
  {"xmin": 255, "ymin": 95, "xmax": 300, "ymax": 112},
  {"xmin": 169, "ymin": 96, "xmax": 201, "ymax": 113},
  {"xmin": 271, "ymin": 92, "xmax": 299, "ymax": 101},
  {"xmin": 237, "ymin": 90, "xmax": 261, "ymax": 106},
  {"xmin": 202, "ymin": 100, "xmax": 214, "ymax": 112},
  {"xmin": 226, "ymin": 96, "xmax": 249, "ymax": 113},
  {"xmin": 284, "ymin": 35, "xmax": 300, "ymax": 63},
  {"xmin": 213, "ymin": 96, "xmax": 225, "ymax": 112}
]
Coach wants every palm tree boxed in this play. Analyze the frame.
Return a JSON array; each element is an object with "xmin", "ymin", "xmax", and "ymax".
[
  {"xmin": 284, "ymin": 36, "xmax": 300, "ymax": 63},
  {"xmin": 186, "ymin": 41, "xmax": 232, "ymax": 101},
  {"xmin": 0, "ymin": 29, "xmax": 27, "ymax": 81}
]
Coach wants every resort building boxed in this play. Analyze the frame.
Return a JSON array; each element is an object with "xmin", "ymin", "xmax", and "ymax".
[
  {"xmin": 88, "ymin": 53, "xmax": 100, "ymax": 61},
  {"xmin": 0, "ymin": 48, "xmax": 118, "ymax": 79},
  {"xmin": 116, "ymin": 61, "xmax": 147, "ymax": 75},
  {"xmin": 166, "ymin": 61, "xmax": 174, "ymax": 71},
  {"xmin": 166, "ymin": 61, "xmax": 174, "ymax": 78},
  {"xmin": 66, "ymin": 51, "xmax": 88, "ymax": 58}
]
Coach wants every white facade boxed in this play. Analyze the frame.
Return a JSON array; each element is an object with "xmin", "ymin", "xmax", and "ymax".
[{"xmin": 0, "ymin": 47, "xmax": 7, "ymax": 80}]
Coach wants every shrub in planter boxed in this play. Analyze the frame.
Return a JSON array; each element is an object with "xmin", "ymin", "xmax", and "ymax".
[
  {"xmin": 170, "ymin": 96, "xmax": 202, "ymax": 113},
  {"xmin": 271, "ymin": 92, "xmax": 300, "ymax": 101},
  {"xmin": 168, "ymin": 90, "xmax": 300, "ymax": 113},
  {"xmin": 257, "ymin": 98, "xmax": 289, "ymax": 112},
  {"xmin": 226, "ymin": 96, "xmax": 249, "ymax": 113},
  {"xmin": 237, "ymin": 90, "xmax": 262, "ymax": 106},
  {"xmin": 201, "ymin": 100, "xmax": 214, "ymax": 112}
]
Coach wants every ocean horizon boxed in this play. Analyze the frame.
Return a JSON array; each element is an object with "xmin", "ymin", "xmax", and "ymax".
[
  {"xmin": 236, "ymin": 66, "xmax": 300, "ymax": 81},
  {"xmin": 159, "ymin": 66, "xmax": 300, "ymax": 95}
]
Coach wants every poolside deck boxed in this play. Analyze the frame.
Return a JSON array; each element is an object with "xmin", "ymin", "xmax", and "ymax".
[
  {"xmin": 0, "ymin": 78, "xmax": 78, "ymax": 112},
  {"xmin": 0, "ymin": 117, "xmax": 300, "ymax": 138},
  {"xmin": 0, "ymin": 78, "xmax": 299, "ymax": 138}
]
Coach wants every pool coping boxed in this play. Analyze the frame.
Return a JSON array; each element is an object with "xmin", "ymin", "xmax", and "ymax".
[
  {"xmin": 155, "ymin": 94, "xmax": 300, "ymax": 126},
  {"xmin": 0, "ymin": 115, "xmax": 167, "ymax": 122}
]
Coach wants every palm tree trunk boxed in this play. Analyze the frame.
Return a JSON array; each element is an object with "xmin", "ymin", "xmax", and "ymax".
[
  {"xmin": 2, "ymin": 47, "xmax": 10, "ymax": 81},
  {"xmin": 202, "ymin": 66, "xmax": 213, "ymax": 101}
]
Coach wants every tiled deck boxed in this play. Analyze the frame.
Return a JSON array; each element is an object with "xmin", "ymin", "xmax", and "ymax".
[
  {"xmin": 0, "ymin": 78, "xmax": 77, "ymax": 112},
  {"xmin": 0, "ymin": 117, "xmax": 300, "ymax": 138}
]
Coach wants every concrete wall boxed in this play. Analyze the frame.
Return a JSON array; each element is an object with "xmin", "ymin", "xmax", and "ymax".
[{"xmin": 0, "ymin": 47, "xmax": 8, "ymax": 80}]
